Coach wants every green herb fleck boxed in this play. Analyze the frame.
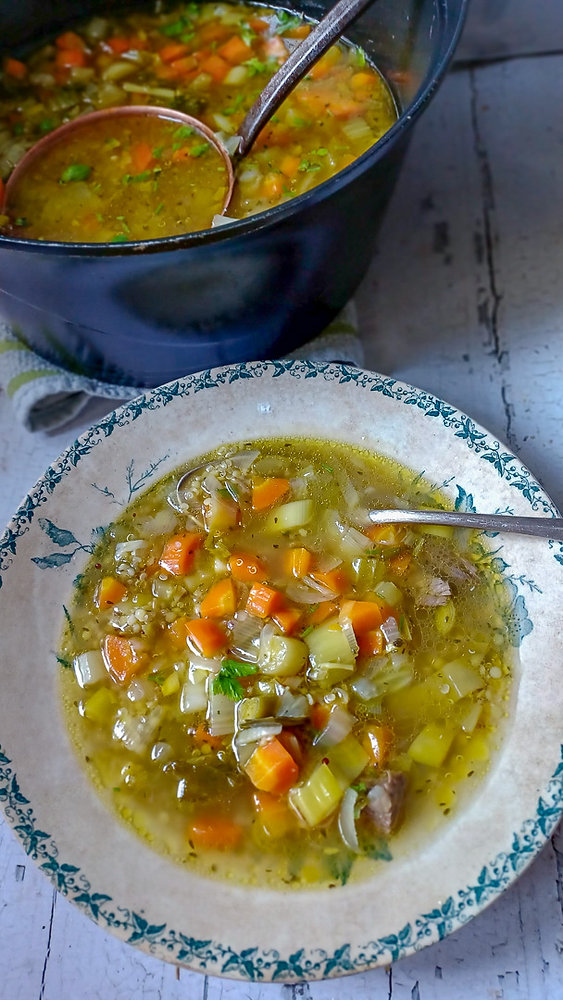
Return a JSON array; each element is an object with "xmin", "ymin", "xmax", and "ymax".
[
  {"xmin": 321, "ymin": 463, "xmax": 333, "ymax": 473},
  {"xmin": 111, "ymin": 234, "xmax": 128, "ymax": 243},
  {"xmin": 173, "ymin": 124, "xmax": 195, "ymax": 140},
  {"xmin": 355, "ymin": 46, "xmax": 367, "ymax": 68},
  {"xmin": 56, "ymin": 655, "xmax": 72, "ymax": 669},
  {"xmin": 105, "ymin": 137, "xmax": 121, "ymax": 150},
  {"xmin": 213, "ymin": 659, "xmax": 258, "ymax": 700},
  {"xmin": 223, "ymin": 93, "xmax": 245, "ymax": 116},
  {"xmin": 244, "ymin": 57, "xmax": 270, "ymax": 76},
  {"xmin": 300, "ymin": 625, "xmax": 314, "ymax": 638},
  {"xmin": 152, "ymin": 145, "xmax": 164, "ymax": 158},
  {"xmin": 39, "ymin": 118, "xmax": 55, "ymax": 134},
  {"xmin": 14, "ymin": 217, "xmax": 28, "ymax": 227},
  {"xmin": 189, "ymin": 142, "xmax": 209, "ymax": 157},
  {"xmin": 12, "ymin": 122, "xmax": 24, "ymax": 136},
  {"xmin": 60, "ymin": 163, "xmax": 92, "ymax": 184},
  {"xmin": 276, "ymin": 10, "xmax": 303, "ymax": 32},
  {"xmin": 154, "ymin": 202, "xmax": 164, "ymax": 216},
  {"xmin": 298, "ymin": 159, "xmax": 321, "ymax": 173}
]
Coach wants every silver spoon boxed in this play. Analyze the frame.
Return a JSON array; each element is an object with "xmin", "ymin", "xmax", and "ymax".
[{"xmin": 368, "ymin": 509, "xmax": 563, "ymax": 541}]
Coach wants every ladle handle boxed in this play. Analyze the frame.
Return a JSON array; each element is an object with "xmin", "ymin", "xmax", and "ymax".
[{"xmin": 236, "ymin": 0, "xmax": 376, "ymax": 157}]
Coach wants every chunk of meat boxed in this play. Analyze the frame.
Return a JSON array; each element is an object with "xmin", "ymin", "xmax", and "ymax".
[{"xmin": 364, "ymin": 770, "xmax": 407, "ymax": 835}]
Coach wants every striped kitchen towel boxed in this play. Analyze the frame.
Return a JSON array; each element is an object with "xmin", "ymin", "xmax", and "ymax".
[{"xmin": 0, "ymin": 301, "xmax": 362, "ymax": 432}]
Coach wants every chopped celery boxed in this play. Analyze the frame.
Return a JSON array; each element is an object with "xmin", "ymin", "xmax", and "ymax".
[
  {"xmin": 265, "ymin": 498, "xmax": 313, "ymax": 532},
  {"xmin": 82, "ymin": 686, "xmax": 116, "ymax": 724},
  {"xmin": 307, "ymin": 661, "xmax": 355, "ymax": 685},
  {"xmin": 305, "ymin": 619, "xmax": 356, "ymax": 667},
  {"xmin": 326, "ymin": 735, "xmax": 369, "ymax": 784},
  {"xmin": 408, "ymin": 722, "xmax": 455, "ymax": 767},
  {"xmin": 236, "ymin": 695, "xmax": 276, "ymax": 724},
  {"xmin": 419, "ymin": 523, "xmax": 454, "ymax": 539},
  {"xmin": 367, "ymin": 654, "xmax": 414, "ymax": 698},
  {"xmin": 435, "ymin": 601, "xmax": 456, "ymax": 635},
  {"xmin": 374, "ymin": 581, "xmax": 403, "ymax": 607},
  {"xmin": 260, "ymin": 634, "xmax": 308, "ymax": 676},
  {"xmin": 440, "ymin": 659, "xmax": 483, "ymax": 699},
  {"xmin": 290, "ymin": 762, "xmax": 343, "ymax": 826}
]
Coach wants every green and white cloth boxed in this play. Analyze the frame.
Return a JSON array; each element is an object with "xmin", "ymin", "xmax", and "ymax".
[{"xmin": 0, "ymin": 301, "xmax": 362, "ymax": 432}]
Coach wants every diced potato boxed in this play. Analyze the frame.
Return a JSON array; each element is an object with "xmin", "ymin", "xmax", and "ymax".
[
  {"xmin": 305, "ymin": 619, "xmax": 356, "ymax": 667},
  {"xmin": 440, "ymin": 659, "xmax": 483, "ymax": 699},
  {"xmin": 260, "ymin": 635, "xmax": 308, "ymax": 676},
  {"xmin": 73, "ymin": 649, "xmax": 106, "ymax": 688},
  {"xmin": 408, "ymin": 722, "xmax": 455, "ymax": 768},
  {"xmin": 289, "ymin": 762, "xmax": 343, "ymax": 826},
  {"xmin": 265, "ymin": 499, "xmax": 313, "ymax": 532},
  {"xmin": 82, "ymin": 686, "xmax": 116, "ymax": 724},
  {"xmin": 459, "ymin": 702, "xmax": 482, "ymax": 734},
  {"xmin": 161, "ymin": 671, "xmax": 180, "ymax": 697},
  {"xmin": 203, "ymin": 493, "xmax": 240, "ymax": 532}
]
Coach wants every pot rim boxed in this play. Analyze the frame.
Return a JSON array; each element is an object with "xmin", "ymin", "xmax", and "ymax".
[{"xmin": 0, "ymin": 0, "xmax": 468, "ymax": 257}]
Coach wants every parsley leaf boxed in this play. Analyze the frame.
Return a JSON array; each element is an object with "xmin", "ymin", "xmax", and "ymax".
[
  {"xmin": 276, "ymin": 10, "xmax": 303, "ymax": 32},
  {"xmin": 213, "ymin": 659, "xmax": 258, "ymax": 700}
]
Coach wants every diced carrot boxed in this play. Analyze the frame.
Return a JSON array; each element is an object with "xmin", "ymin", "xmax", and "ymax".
[
  {"xmin": 159, "ymin": 41, "xmax": 190, "ymax": 63},
  {"xmin": 228, "ymin": 551, "xmax": 267, "ymax": 583},
  {"xmin": 339, "ymin": 599, "xmax": 384, "ymax": 635},
  {"xmin": 184, "ymin": 618, "xmax": 226, "ymax": 657},
  {"xmin": 167, "ymin": 615, "xmax": 191, "ymax": 649},
  {"xmin": 253, "ymin": 791, "xmax": 295, "ymax": 839},
  {"xmin": 218, "ymin": 35, "xmax": 253, "ymax": 65},
  {"xmin": 309, "ymin": 566, "xmax": 349, "ymax": 595},
  {"xmin": 95, "ymin": 575, "xmax": 127, "ymax": 609},
  {"xmin": 308, "ymin": 600, "xmax": 338, "ymax": 625},
  {"xmin": 4, "ymin": 58, "xmax": 27, "ymax": 80},
  {"xmin": 264, "ymin": 36, "xmax": 288, "ymax": 61},
  {"xmin": 310, "ymin": 702, "xmax": 330, "ymax": 730},
  {"xmin": 198, "ymin": 22, "xmax": 231, "ymax": 45},
  {"xmin": 358, "ymin": 628, "xmax": 384, "ymax": 658},
  {"xmin": 251, "ymin": 477, "xmax": 290, "ymax": 511},
  {"xmin": 366, "ymin": 522, "xmax": 405, "ymax": 546},
  {"xmin": 102, "ymin": 634, "xmax": 145, "ymax": 685},
  {"xmin": 279, "ymin": 153, "xmax": 301, "ymax": 180},
  {"xmin": 159, "ymin": 532, "xmax": 203, "ymax": 576},
  {"xmin": 245, "ymin": 736, "xmax": 299, "ymax": 794},
  {"xmin": 171, "ymin": 146, "xmax": 192, "ymax": 163},
  {"xmin": 361, "ymin": 724, "xmax": 394, "ymax": 768},
  {"xmin": 284, "ymin": 24, "xmax": 311, "ymax": 39},
  {"xmin": 246, "ymin": 583, "xmax": 286, "ymax": 619},
  {"xmin": 261, "ymin": 172, "xmax": 284, "ymax": 200},
  {"xmin": 284, "ymin": 546, "xmax": 313, "ymax": 578},
  {"xmin": 189, "ymin": 811, "xmax": 243, "ymax": 850},
  {"xmin": 167, "ymin": 54, "xmax": 198, "ymax": 78},
  {"xmin": 200, "ymin": 577, "xmax": 237, "ymax": 618},
  {"xmin": 56, "ymin": 48, "xmax": 87, "ymax": 69},
  {"xmin": 389, "ymin": 550, "xmax": 412, "ymax": 576},
  {"xmin": 199, "ymin": 53, "xmax": 229, "ymax": 82},
  {"xmin": 193, "ymin": 722, "xmax": 224, "ymax": 750},
  {"xmin": 308, "ymin": 46, "xmax": 341, "ymax": 80},
  {"xmin": 56, "ymin": 31, "xmax": 86, "ymax": 51},
  {"xmin": 253, "ymin": 122, "xmax": 293, "ymax": 150},
  {"xmin": 130, "ymin": 141, "xmax": 154, "ymax": 173},
  {"xmin": 249, "ymin": 17, "xmax": 270, "ymax": 32},
  {"xmin": 106, "ymin": 36, "xmax": 133, "ymax": 55},
  {"xmin": 271, "ymin": 606, "xmax": 303, "ymax": 635},
  {"xmin": 327, "ymin": 97, "xmax": 362, "ymax": 119},
  {"xmin": 350, "ymin": 70, "xmax": 375, "ymax": 92}
]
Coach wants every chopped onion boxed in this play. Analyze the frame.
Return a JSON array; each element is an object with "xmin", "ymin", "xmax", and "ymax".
[
  {"xmin": 338, "ymin": 787, "xmax": 360, "ymax": 852},
  {"xmin": 340, "ymin": 616, "xmax": 360, "ymax": 657},
  {"xmin": 285, "ymin": 581, "xmax": 328, "ymax": 605},
  {"xmin": 338, "ymin": 524, "xmax": 372, "ymax": 556},
  {"xmin": 235, "ymin": 721, "xmax": 282, "ymax": 746},
  {"xmin": 126, "ymin": 677, "xmax": 153, "ymax": 703},
  {"xmin": 314, "ymin": 552, "xmax": 343, "ymax": 573},
  {"xmin": 229, "ymin": 611, "xmax": 261, "ymax": 662},
  {"xmin": 314, "ymin": 704, "xmax": 355, "ymax": 747},
  {"xmin": 302, "ymin": 575, "xmax": 338, "ymax": 600},
  {"xmin": 277, "ymin": 688, "xmax": 309, "ymax": 720},
  {"xmin": 335, "ymin": 467, "xmax": 360, "ymax": 509},
  {"xmin": 416, "ymin": 577, "xmax": 451, "ymax": 607},
  {"xmin": 381, "ymin": 616, "xmax": 402, "ymax": 648},
  {"xmin": 207, "ymin": 690, "xmax": 235, "ymax": 736},
  {"xmin": 202, "ymin": 472, "xmax": 222, "ymax": 495},
  {"xmin": 350, "ymin": 675, "xmax": 381, "ymax": 702},
  {"xmin": 73, "ymin": 650, "xmax": 106, "ymax": 689},
  {"xmin": 180, "ymin": 679, "xmax": 207, "ymax": 714},
  {"xmin": 212, "ymin": 214, "xmax": 237, "ymax": 228},
  {"xmin": 113, "ymin": 706, "xmax": 164, "ymax": 755},
  {"xmin": 151, "ymin": 741, "xmax": 172, "ymax": 762},
  {"xmin": 230, "ymin": 450, "xmax": 260, "ymax": 472}
]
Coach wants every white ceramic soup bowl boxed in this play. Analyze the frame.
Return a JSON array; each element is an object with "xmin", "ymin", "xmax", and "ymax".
[{"xmin": 1, "ymin": 360, "xmax": 562, "ymax": 981}]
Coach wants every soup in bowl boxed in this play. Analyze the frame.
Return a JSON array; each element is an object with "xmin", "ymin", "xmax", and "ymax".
[{"xmin": 0, "ymin": 361, "xmax": 561, "ymax": 979}]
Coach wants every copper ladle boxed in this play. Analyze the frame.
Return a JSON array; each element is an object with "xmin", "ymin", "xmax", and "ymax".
[{"xmin": 3, "ymin": 0, "xmax": 378, "ymax": 231}]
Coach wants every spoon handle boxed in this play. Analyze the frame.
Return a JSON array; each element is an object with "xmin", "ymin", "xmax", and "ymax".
[
  {"xmin": 368, "ymin": 509, "xmax": 563, "ymax": 540},
  {"xmin": 237, "ymin": 0, "xmax": 376, "ymax": 157}
]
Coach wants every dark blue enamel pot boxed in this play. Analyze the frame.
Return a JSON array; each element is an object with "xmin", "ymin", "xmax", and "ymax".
[{"xmin": 0, "ymin": 0, "xmax": 467, "ymax": 386}]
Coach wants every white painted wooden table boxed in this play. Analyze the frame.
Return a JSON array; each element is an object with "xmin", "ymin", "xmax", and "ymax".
[{"xmin": 1, "ymin": 3, "xmax": 563, "ymax": 996}]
